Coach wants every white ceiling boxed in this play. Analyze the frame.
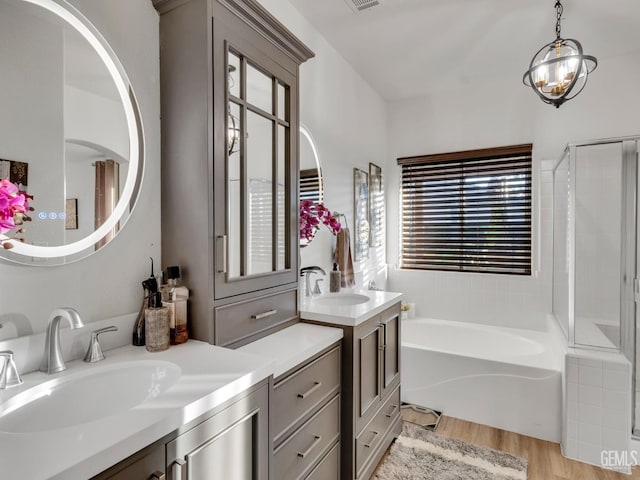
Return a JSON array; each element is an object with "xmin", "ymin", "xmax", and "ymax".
[{"xmin": 287, "ymin": 0, "xmax": 640, "ymax": 101}]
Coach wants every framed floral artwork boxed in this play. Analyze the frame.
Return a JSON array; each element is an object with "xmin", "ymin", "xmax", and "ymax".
[{"xmin": 368, "ymin": 162, "xmax": 383, "ymax": 247}]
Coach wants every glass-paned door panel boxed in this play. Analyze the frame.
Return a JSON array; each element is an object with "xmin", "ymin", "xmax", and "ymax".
[
  {"xmin": 228, "ymin": 52, "xmax": 240, "ymax": 99},
  {"xmin": 277, "ymin": 124, "xmax": 286, "ymax": 270},
  {"xmin": 246, "ymin": 63, "xmax": 272, "ymax": 114},
  {"xmin": 227, "ymin": 101, "xmax": 242, "ymax": 278},
  {"xmin": 246, "ymin": 111, "xmax": 273, "ymax": 276},
  {"xmin": 216, "ymin": 26, "xmax": 297, "ymax": 299}
]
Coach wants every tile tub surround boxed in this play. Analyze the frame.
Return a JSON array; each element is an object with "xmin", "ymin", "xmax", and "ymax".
[
  {"xmin": 299, "ymin": 289, "xmax": 403, "ymax": 326},
  {"xmin": 0, "ymin": 341, "xmax": 274, "ymax": 480},
  {"xmin": 562, "ymin": 350, "xmax": 632, "ymax": 473}
]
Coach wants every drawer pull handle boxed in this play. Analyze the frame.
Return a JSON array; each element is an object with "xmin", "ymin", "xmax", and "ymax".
[
  {"xmin": 385, "ymin": 404, "xmax": 399, "ymax": 418},
  {"xmin": 251, "ymin": 309, "xmax": 277, "ymax": 320},
  {"xmin": 298, "ymin": 381, "xmax": 322, "ymax": 399},
  {"xmin": 150, "ymin": 471, "xmax": 165, "ymax": 480},
  {"xmin": 216, "ymin": 235, "xmax": 227, "ymax": 274},
  {"xmin": 171, "ymin": 459, "xmax": 186, "ymax": 480},
  {"xmin": 297, "ymin": 435, "xmax": 322, "ymax": 458},
  {"xmin": 364, "ymin": 430, "xmax": 379, "ymax": 448}
]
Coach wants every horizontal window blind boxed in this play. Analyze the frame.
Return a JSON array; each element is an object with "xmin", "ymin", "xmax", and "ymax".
[
  {"xmin": 300, "ymin": 168, "xmax": 322, "ymax": 203},
  {"xmin": 398, "ymin": 144, "xmax": 532, "ymax": 275}
]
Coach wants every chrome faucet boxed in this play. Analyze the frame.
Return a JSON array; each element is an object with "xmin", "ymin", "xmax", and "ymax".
[
  {"xmin": 40, "ymin": 307, "xmax": 85, "ymax": 374},
  {"xmin": 0, "ymin": 351, "xmax": 22, "ymax": 389},
  {"xmin": 300, "ymin": 266, "xmax": 326, "ymax": 297}
]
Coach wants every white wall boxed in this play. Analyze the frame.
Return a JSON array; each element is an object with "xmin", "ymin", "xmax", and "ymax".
[
  {"xmin": 257, "ymin": 0, "xmax": 389, "ymax": 290},
  {"xmin": 0, "ymin": 0, "xmax": 160, "ymax": 338},
  {"xmin": 386, "ymin": 52, "xmax": 640, "ymax": 331}
]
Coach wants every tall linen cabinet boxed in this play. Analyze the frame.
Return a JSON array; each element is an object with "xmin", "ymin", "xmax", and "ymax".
[{"xmin": 154, "ymin": 0, "xmax": 313, "ymax": 347}]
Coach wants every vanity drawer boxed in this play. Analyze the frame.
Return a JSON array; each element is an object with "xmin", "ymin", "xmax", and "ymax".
[
  {"xmin": 214, "ymin": 289, "xmax": 297, "ymax": 347},
  {"xmin": 305, "ymin": 442, "xmax": 340, "ymax": 480},
  {"xmin": 273, "ymin": 345, "xmax": 341, "ymax": 445},
  {"xmin": 355, "ymin": 386, "xmax": 401, "ymax": 478},
  {"xmin": 274, "ymin": 394, "xmax": 340, "ymax": 480}
]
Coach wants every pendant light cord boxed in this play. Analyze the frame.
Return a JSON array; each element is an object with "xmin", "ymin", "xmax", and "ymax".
[{"xmin": 555, "ymin": 1, "xmax": 563, "ymax": 39}]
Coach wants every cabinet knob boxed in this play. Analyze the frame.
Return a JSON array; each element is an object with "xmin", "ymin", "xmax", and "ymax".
[{"xmin": 150, "ymin": 471, "xmax": 165, "ymax": 480}]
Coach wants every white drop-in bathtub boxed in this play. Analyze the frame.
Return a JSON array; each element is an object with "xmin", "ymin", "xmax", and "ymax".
[{"xmin": 401, "ymin": 318, "xmax": 563, "ymax": 442}]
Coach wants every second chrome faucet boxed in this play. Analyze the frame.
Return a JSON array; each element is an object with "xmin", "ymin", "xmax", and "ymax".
[
  {"xmin": 300, "ymin": 266, "xmax": 326, "ymax": 297},
  {"xmin": 40, "ymin": 307, "xmax": 85, "ymax": 375}
]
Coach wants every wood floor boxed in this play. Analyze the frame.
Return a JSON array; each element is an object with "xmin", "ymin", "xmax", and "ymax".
[
  {"xmin": 438, "ymin": 416, "xmax": 640, "ymax": 480},
  {"xmin": 374, "ymin": 416, "xmax": 640, "ymax": 479}
]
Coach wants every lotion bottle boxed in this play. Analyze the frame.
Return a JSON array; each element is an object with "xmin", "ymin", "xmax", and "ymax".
[
  {"xmin": 163, "ymin": 265, "xmax": 189, "ymax": 344},
  {"xmin": 330, "ymin": 263, "xmax": 341, "ymax": 293}
]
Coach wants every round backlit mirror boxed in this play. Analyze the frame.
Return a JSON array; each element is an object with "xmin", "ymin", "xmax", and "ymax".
[{"xmin": 0, "ymin": 0, "xmax": 143, "ymax": 265}]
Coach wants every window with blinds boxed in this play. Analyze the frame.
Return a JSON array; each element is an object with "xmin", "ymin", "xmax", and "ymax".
[{"xmin": 398, "ymin": 144, "xmax": 532, "ymax": 275}]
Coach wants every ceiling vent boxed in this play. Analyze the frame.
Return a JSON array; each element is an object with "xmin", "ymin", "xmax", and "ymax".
[{"xmin": 343, "ymin": 0, "xmax": 383, "ymax": 14}]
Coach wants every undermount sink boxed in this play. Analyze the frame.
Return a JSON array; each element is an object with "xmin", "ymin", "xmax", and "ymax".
[
  {"xmin": 0, "ymin": 360, "xmax": 181, "ymax": 433},
  {"xmin": 311, "ymin": 293, "xmax": 370, "ymax": 306}
]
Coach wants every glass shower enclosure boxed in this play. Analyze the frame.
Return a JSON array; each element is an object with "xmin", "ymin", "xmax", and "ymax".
[{"xmin": 552, "ymin": 136, "xmax": 639, "ymax": 435}]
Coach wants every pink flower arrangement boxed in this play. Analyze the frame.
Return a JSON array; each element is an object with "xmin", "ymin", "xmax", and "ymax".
[
  {"xmin": 300, "ymin": 200, "xmax": 341, "ymax": 242},
  {"xmin": 0, "ymin": 178, "xmax": 32, "ymax": 249}
]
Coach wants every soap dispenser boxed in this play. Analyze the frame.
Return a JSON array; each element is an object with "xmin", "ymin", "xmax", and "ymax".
[{"xmin": 330, "ymin": 263, "xmax": 341, "ymax": 293}]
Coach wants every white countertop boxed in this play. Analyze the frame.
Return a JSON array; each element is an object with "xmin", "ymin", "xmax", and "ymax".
[
  {"xmin": 299, "ymin": 290, "xmax": 403, "ymax": 326},
  {"xmin": 0, "ymin": 341, "xmax": 273, "ymax": 480},
  {"xmin": 238, "ymin": 323, "xmax": 343, "ymax": 379}
]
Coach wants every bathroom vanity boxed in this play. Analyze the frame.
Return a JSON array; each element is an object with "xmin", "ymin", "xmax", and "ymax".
[
  {"xmin": 0, "ymin": 341, "xmax": 273, "ymax": 479},
  {"xmin": 0, "ymin": 320, "xmax": 345, "ymax": 479},
  {"xmin": 300, "ymin": 291, "xmax": 403, "ymax": 480},
  {"xmin": 95, "ymin": 380, "xmax": 269, "ymax": 480}
]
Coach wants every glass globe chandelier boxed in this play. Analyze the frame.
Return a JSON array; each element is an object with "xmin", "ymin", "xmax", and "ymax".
[{"xmin": 523, "ymin": 0, "xmax": 597, "ymax": 108}]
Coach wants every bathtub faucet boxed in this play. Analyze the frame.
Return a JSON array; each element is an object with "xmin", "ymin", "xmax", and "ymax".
[{"xmin": 300, "ymin": 266, "xmax": 326, "ymax": 297}]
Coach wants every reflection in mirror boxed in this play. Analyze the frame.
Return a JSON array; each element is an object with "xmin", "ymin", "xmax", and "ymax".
[
  {"xmin": 299, "ymin": 125, "xmax": 323, "ymax": 247},
  {"xmin": 0, "ymin": 0, "xmax": 143, "ymax": 265},
  {"xmin": 299, "ymin": 125, "xmax": 322, "ymax": 203}
]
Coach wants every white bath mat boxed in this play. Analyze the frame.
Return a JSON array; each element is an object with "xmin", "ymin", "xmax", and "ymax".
[{"xmin": 373, "ymin": 422, "xmax": 527, "ymax": 480}]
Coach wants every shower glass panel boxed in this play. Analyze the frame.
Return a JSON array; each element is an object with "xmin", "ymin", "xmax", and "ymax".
[
  {"xmin": 553, "ymin": 137, "xmax": 640, "ymax": 435},
  {"xmin": 553, "ymin": 138, "xmax": 637, "ymax": 350},
  {"xmin": 552, "ymin": 154, "xmax": 569, "ymax": 339},
  {"xmin": 574, "ymin": 142, "xmax": 623, "ymax": 348}
]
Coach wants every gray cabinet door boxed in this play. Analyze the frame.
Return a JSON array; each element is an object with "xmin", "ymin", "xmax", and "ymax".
[
  {"xmin": 355, "ymin": 320, "xmax": 382, "ymax": 425},
  {"xmin": 381, "ymin": 309, "xmax": 400, "ymax": 397},
  {"xmin": 212, "ymin": 9, "xmax": 301, "ymax": 300},
  {"xmin": 166, "ymin": 385, "xmax": 269, "ymax": 480}
]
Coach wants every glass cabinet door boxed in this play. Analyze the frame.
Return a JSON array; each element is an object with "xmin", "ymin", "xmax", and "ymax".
[{"xmin": 214, "ymin": 23, "xmax": 298, "ymax": 299}]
